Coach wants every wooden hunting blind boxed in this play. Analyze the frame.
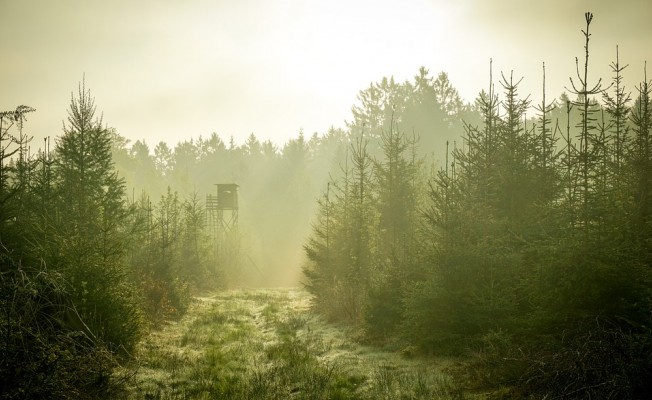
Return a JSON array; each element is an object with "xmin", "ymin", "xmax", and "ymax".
[
  {"xmin": 206, "ymin": 183, "xmax": 239, "ymax": 234},
  {"xmin": 217, "ymin": 184, "xmax": 238, "ymax": 210}
]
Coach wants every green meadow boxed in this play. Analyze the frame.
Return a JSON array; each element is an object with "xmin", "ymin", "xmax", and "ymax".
[{"xmin": 118, "ymin": 289, "xmax": 466, "ymax": 400}]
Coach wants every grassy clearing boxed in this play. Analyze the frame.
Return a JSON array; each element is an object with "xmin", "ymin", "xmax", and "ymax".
[{"xmin": 116, "ymin": 288, "xmax": 467, "ymax": 399}]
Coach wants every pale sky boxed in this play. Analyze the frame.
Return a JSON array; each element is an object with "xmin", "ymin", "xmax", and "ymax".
[{"xmin": 2, "ymin": 0, "xmax": 650, "ymax": 149}]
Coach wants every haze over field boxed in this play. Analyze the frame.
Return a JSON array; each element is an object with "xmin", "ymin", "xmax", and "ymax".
[{"xmin": 2, "ymin": 0, "xmax": 650, "ymax": 147}]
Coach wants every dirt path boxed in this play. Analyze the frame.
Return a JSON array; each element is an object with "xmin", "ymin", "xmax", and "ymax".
[{"xmin": 118, "ymin": 288, "xmax": 464, "ymax": 399}]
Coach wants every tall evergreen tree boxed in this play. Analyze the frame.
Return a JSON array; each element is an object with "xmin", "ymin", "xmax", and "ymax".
[
  {"xmin": 567, "ymin": 12, "xmax": 605, "ymax": 241},
  {"xmin": 603, "ymin": 46, "xmax": 631, "ymax": 175},
  {"xmin": 0, "ymin": 106, "xmax": 35, "ymax": 233},
  {"xmin": 52, "ymin": 80, "xmax": 140, "ymax": 350},
  {"xmin": 365, "ymin": 119, "xmax": 423, "ymax": 337},
  {"xmin": 627, "ymin": 68, "xmax": 652, "ymax": 253}
]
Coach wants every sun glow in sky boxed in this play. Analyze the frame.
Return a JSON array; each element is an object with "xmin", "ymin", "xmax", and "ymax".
[{"xmin": 2, "ymin": 0, "xmax": 650, "ymax": 148}]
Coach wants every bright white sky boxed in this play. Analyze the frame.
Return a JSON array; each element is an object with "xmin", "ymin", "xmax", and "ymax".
[{"xmin": 2, "ymin": 0, "xmax": 650, "ymax": 149}]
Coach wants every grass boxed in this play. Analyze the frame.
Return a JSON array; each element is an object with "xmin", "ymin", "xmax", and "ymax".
[{"xmin": 115, "ymin": 288, "xmax": 467, "ymax": 399}]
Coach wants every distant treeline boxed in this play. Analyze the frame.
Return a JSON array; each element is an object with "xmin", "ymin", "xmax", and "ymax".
[{"xmin": 106, "ymin": 68, "xmax": 472, "ymax": 288}]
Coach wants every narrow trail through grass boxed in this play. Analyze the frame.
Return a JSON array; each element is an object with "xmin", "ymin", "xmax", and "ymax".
[{"xmin": 119, "ymin": 288, "xmax": 465, "ymax": 399}]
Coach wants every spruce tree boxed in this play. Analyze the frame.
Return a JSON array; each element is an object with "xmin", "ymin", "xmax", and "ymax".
[
  {"xmin": 567, "ymin": 12, "xmax": 605, "ymax": 242},
  {"xmin": 52, "ymin": 80, "xmax": 140, "ymax": 350},
  {"xmin": 365, "ymin": 118, "xmax": 423, "ymax": 337},
  {"xmin": 0, "ymin": 106, "xmax": 35, "ymax": 232},
  {"xmin": 603, "ymin": 46, "xmax": 631, "ymax": 175},
  {"xmin": 628, "ymin": 68, "xmax": 652, "ymax": 253}
]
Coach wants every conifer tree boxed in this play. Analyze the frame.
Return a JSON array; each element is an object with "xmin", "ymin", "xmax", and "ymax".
[
  {"xmin": 342, "ymin": 133, "xmax": 376, "ymax": 321},
  {"xmin": 303, "ymin": 180, "xmax": 341, "ymax": 317},
  {"xmin": 0, "ymin": 106, "xmax": 35, "ymax": 232},
  {"xmin": 603, "ymin": 46, "xmax": 631, "ymax": 175},
  {"xmin": 303, "ymin": 131, "xmax": 377, "ymax": 323},
  {"xmin": 180, "ymin": 192, "xmax": 212, "ymax": 287},
  {"xmin": 52, "ymin": 80, "xmax": 140, "ymax": 350},
  {"xmin": 534, "ymin": 63, "xmax": 558, "ymax": 173},
  {"xmin": 627, "ymin": 68, "xmax": 652, "ymax": 253},
  {"xmin": 567, "ymin": 12, "xmax": 605, "ymax": 241},
  {"xmin": 365, "ymin": 118, "xmax": 423, "ymax": 337}
]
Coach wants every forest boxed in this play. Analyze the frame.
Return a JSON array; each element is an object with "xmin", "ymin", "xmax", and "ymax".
[{"xmin": 2, "ymin": 11, "xmax": 651, "ymax": 399}]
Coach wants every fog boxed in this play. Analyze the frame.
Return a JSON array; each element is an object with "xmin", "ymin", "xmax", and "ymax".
[
  {"xmin": 3, "ymin": 1, "xmax": 652, "ymax": 398},
  {"xmin": 2, "ymin": 1, "xmax": 649, "ymax": 148}
]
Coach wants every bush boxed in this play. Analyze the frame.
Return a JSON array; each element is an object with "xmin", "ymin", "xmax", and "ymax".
[
  {"xmin": 460, "ymin": 319, "xmax": 652, "ymax": 399},
  {"xmin": 0, "ymin": 264, "xmax": 118, "ymax": 400},
  {"xmin": 140, "ymin": 273, "xmax": 191, "ymax": 321}
]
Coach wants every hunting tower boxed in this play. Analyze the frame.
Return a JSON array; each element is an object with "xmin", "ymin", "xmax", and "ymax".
[{"xmin": 206, "ymin": 183, "xmax": 239, "ymax": 235}]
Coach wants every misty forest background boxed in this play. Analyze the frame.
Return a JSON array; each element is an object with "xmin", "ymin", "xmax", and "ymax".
[{"xmin": 2, "ymin": 12, "xmax": 652, "ymax": 399}]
